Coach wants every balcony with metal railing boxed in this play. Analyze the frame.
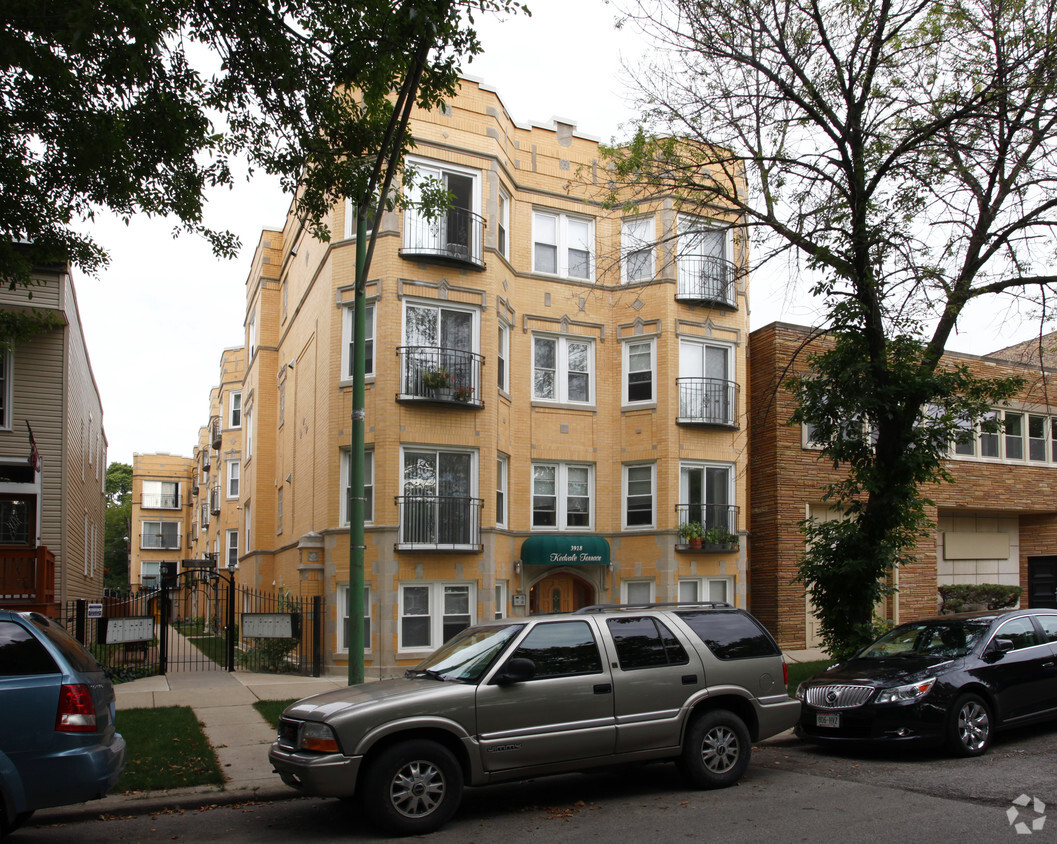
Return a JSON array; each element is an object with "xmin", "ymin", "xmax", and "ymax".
[
  {"xmin": 676, "ymin": 378, "xmax": 740, "ymax": 428},
  {"xmin": 676, "ymin": 504, "xmax": 741, "ymax": 552},
  {"xmin": 396, "ymin": 346, "xmax": 484, "ymax": 409},
  {"xmin": 676, "ymin": 256, "xmax": 738, "ymax": 308},
  {"xmin": 400, "ymin": 206, "xmax": 485, "ymax": 269},
  {"xmin": 394, "ymin": 495, "xmax": 484, "ymax": 551},
  {"xmin": 210, "ymin": 416, "xmax": 222, "ymax": 449},
  {"xmin": 209, "ymin": 486, "xmax": 221, "ymax": 515},
  {"xmin": 141, "ymin": 493, "xmax": 181, "ymax": 509}
]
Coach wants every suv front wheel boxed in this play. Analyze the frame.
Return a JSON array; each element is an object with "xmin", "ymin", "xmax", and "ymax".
[
  {"xmin": 679, "ymin": 709, "xmax": 751, "ymax": 789},
  {"xmin": 360, "ymin": 739, "xmax": 464, "ymax": 836}
]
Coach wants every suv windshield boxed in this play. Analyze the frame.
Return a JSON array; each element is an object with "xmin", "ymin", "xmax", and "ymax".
[
  {"xmin": 859, "ymin": 620, "xmax": 991, "ymax": 659},
  {"xmin": 409, "ymin": 623, "xmax": 524, "ymax": 683}
]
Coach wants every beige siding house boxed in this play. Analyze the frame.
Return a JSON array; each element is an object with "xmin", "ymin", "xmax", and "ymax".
[{"xmin": 0, "ymin": 261, "xmax": 106, "ymax": 616}]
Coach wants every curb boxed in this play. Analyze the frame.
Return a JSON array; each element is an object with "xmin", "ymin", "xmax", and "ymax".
[{"xmin": 31, "ymin": 785, "xmax": 303, "ymax": 826}]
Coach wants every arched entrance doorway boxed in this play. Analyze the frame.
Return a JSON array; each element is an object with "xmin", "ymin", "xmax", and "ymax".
[{"xmin": 529, "ymin": 571, "xmax": 595, "ymax": 614}]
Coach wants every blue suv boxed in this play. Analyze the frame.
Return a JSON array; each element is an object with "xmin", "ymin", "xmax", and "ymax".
[{"xmin": 0, "ymin": 610, "xmax": 126, "ymax": 836}]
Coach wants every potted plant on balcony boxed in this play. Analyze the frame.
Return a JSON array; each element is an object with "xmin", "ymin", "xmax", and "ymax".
[
  {"xmin": 702, "ymin": 526, "xmax": 738, "ymax": 551},
  {"xmin": 453, "ymin": 384, "xmax": 475, "ymax": 403},
  {"xmin": 679, "ymin": 521, "xmax": 703, "ymax": 549},
  {"xmin": 421, "ymin": 367, "xmax": 452, "ymax": 397}
]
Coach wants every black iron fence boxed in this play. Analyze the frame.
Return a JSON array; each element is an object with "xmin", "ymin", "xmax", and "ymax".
[{"xmin": 64, "ymin": 580, "xmax": 324, "ymax": 679}]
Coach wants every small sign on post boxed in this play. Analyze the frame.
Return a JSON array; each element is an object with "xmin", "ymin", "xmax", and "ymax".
[{"xmin": 87, "ymin": 602, "xmax": 103, "ymax": 619}]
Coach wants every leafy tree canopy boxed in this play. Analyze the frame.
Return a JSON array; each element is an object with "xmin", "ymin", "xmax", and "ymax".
[
  {"xmin": 608, "ymin": 0, "xmax": 1057, "ymax": 656},
  {"xmin": 1, "ymin": 0, "xmax": 526, "ymax": 289}
]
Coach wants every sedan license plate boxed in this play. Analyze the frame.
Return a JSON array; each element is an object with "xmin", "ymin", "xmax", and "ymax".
[{"xmin": 816, "ymin": 712, "xmax": 840, "ymax": 729}]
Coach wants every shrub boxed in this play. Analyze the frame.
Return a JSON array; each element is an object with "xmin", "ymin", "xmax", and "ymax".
[{"xmin": 938, "ymin": 583, "xmax": 1022, "ymax": 614}]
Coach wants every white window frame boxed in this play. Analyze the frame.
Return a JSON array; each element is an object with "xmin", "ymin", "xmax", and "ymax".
[
  {"xmin": 497, "ymin": 188, "xmax": 510, "ymax": 260},
  {"xmin": 142, "ymin": 480, "xmax": 180, "ymax": 509},
  {"xmin": 622, "ymin": 579, "xmax": 655, "ymax": 604},
  {"xmin": 245, "ymin": 406, "xmax": 253, "ymax": 460},
  {"xmin": 247, "ymin": 309, "xmax": 256, "ymax": 358},
  {"xmin": 531, "ymin": 462, "xmax": 594, "ymax": 531},
  {"xmin": 277, "ymin": 487, "xmax": 284, "ymax": 534},
  {"xmin": 495, "ymin": 582, "xmax": 508, "ymax": 619},
  {"xmin": 343, "ymin": 198, "xmax": 383, "ymax": 240},
  {"xmin": 337, "ymin": 583, "xmax": 373, "ymax": 654},
  {"xmin": 0, "ymin": 350, "xmax": 13, "ymax": 431},
  {"xmin": 621, "ymin": 216, "xmax": 655, "ymax": 283},
  {"xmin": 678, "ymin": 576, "xmax": 734, "ymax": 604},
  {"xmin": 402, "ymin": 299, "xmax": 480, "ymax": 352},
  {"xmin": 398, "ymin": 581, "xmax": 476, "ymax": 653},
  {"xmin": 497, "ymin": 321, "xmax": 510, "ymax": 393},
  {"xmin": 622, "ymin": 463, "xmax": 656, "ymax": 530},
  {"xmin": 340, "ymin": 447, "xmax": 374, "ymax": 526},
  {"xmin": 679, "ymin": 460, "xmax": 736, "ymax": 532},
  {"xmin": 226, "ymin": 529, "xmax": 239, "ymax": 569},
  {"xmin": 341, "ymin": 302, "xmax": 376, "ymax": 381},
  {"xmin": 140, "ymin": 520, "xmax": 180, "ymax": 550},
  {"xmin": 622, "ymin": 337, "xmax": 656, "ymax": 406},
  {"xmin": 226, "ymin": 460, "xmax": 239, "ymax": 498},
  {"xmin": 532, "ymin": 334, "xmax": 595, "ymax": 405},
  {"xmin": 402, "ymin": 158, "xmax": 482, "ymax": 253},
  {"xmin": 244, "ymin": 501, "xmax": 252, "ymax": 554},
  {"xmin": 677, "ymin": 213, "xmax": 731, "ymax": 287},
  {"xmin": 532, "ymin": 210, "xmax": 595, "ymax": 280},
  {"xmin": 229, "ymin": 390, "xmax": 242, "ymax": 428},
  {"xmin": 496, "ymin": 454, "xmax": 508, "ymax": 529}
]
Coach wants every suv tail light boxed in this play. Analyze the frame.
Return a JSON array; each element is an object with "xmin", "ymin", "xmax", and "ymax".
[
  {"xmin": 56, "ymin": 684, "xmax": 98, "ymax": 732},
  {"xmin": 782, "ymin": 658, "xmax": 789, "ymax": 688}
]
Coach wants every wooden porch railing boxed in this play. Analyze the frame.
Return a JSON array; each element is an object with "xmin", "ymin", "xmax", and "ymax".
[{"xmin": 0, "ymin": 547, "xmax": 57, "ymax": 616}]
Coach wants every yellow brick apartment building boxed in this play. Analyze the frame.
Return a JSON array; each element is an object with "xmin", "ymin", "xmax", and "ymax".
[{"xmin": 154, "ymin": 79, "xmax": 752, "ymax": 675}]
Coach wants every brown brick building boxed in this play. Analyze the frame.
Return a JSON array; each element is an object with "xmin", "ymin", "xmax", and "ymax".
[{"xmin": 748, "ymin": 322, "xmax": 1057, "ymax": 649}]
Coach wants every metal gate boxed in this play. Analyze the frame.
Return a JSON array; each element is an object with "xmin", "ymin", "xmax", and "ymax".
[{"xmin": 65, "ymin": 580, "xmax": 324, "ymax": 678}]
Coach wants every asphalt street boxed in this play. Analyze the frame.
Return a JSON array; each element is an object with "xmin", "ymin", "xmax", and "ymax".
[{"xmin": 14, "ymin": 720, "xmax": 1057, "ymax": 843}]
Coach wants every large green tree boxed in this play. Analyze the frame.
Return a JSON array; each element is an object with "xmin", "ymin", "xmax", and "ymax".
[
  {"xmin": 103, "ymin": 461, "xmax": 132, "ymax": 591},
  {"xmin": 1, "ymin": 0, "xmax": 524, "ymax": 290},
  {"xmin": 608, "ymin": 0, "xmax": 1057, "ymax": 656}
]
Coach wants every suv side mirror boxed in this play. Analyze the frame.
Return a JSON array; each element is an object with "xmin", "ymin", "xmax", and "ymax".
[{"xmin": 493, "ymin": 657, "xmax": 535, "ymax": 685}]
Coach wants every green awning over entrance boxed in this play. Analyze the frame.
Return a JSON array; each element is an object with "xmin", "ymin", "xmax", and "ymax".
[{"xmin": 520, "ymin": 535, "xmax": 610, "ymax": 566}]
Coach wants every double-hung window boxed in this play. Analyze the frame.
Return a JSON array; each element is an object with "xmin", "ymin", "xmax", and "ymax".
[
  {"xmin": 624, "ymin": 464, "xmax": 655, "ymax": 529},
  {"xmin": 532, "ymin": 463, "xmax": 592, "ymax": 530},
  {"xmin": 341, "ymin": 303, "xmax": 376, "ymax": 380},
  {"xmin": 623, "ymin": 339, "xmax": 655, "ymax": 404},
  {"xmin": 229, "ymin": 391, "xmax": 242, "ymax": 428},
  {"xmin": 533, "ymin": 335, "xmax": 594, "ymax": 404},
  {"xmin": 399, "ymin": 582, "xmax": 475, "ymax": 651},
  {"xmin": 340, "ymin": 448, "xmax": 374, "ymax": 525},
  {"xmin": 533, "ymin": 211, "xmax": 593, "ymax": 279},
  {"xmin": 496, "ymin": 455, "xmax": 508, "ymax": 529},
  {"xmin": 226, "ymin": 460, "xmax": 239, "ymax": 498},
  {"xmin": 621, "ymin": 216, "xmax": 655, "ymax": 283},
  {"xmin": 497, "ymin": 322, "xmax": 510, "ymax": 393},
  {"xmin": 338, "ymin": 583, "xmax": 373, "ymax": 652},
  {"xmin": 226, "ymin": 529, "xmax": 239, "ymax": 569},
  {"xmin": 497, "ymin": 189, "xmax": 510, "ymax": 259}
]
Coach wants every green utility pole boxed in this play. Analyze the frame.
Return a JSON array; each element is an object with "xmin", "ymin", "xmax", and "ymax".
[{"xmin": 347, "ymin": 209, "xmax": 367, "ymax": 686}]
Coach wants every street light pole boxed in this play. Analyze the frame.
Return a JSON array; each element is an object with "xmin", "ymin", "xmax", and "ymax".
[{"xmin": 347, "ymin": 210, "xmax": 367, "ymax": 686}]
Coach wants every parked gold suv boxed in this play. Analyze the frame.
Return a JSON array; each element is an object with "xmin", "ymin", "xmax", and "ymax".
[{"xmin": 269, "ymin": 603, "xmax": 799, "ymax": 835}]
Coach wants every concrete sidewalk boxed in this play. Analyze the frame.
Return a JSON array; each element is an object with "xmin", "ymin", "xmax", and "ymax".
[
  {"xmin": 32, "ymin": 648, "xmax": 827, "ymax": 827},
  {"xmin": 34, "ymin": 669, "xmax": 349, "ymax": 826}
]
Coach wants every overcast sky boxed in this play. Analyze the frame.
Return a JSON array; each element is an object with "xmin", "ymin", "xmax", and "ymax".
[{"xmin": 72, "ymin": 0, "xmax": 1047, "ymax": 468}]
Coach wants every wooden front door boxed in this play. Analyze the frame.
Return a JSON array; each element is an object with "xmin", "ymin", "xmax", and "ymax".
[{"xmin": 530, "ymin": 573, "xmax": 594, "ymax": 614}]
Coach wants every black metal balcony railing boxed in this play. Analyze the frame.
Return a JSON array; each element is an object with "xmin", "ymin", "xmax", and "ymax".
[
  {"xmin": 141, "ymin": 535, "xmax": 180, "ymax": 551},
  {"xmin": 676, "ymin": 504, "xmax": 740, "ymax": 550},
  {"xmin": 396, "ymin": 346, "xmax": 484, "ymax": 408},
  {"xmin": 395, "ymin": 495, "xmax": 484, "ymax": 551},
  {"xmin": 210, "ymin": 416, "xmax": 222, "ymax": 449},
  {"xmin": 401, "ymin": 206, "xmax": 485, "ymax": 269},
  {"xmin": 141, "ymin": 493, "xmax": 180, "ymax": 510},
  {"xmin": 210, "ymin": 486, "xmax": 221, "ymax": 515},
  {"xmin": 201, "ymin": 452, "xmax": 211, "ymax": 473},
  {"xmin": 677, "ymin": 378, "xmax": 739, "ymax": 427},
  {"xmin": 676, "ymin": 256, "xmax": 738, "ymax": 307}
]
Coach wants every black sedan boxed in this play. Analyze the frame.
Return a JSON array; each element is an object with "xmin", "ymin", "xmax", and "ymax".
[{"xmin": 795, "ymin": 608, "xmax": 1057, "ymax": 756}]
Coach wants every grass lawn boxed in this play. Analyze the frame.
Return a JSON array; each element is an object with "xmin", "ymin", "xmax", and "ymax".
[
  {"xmin": 253, "ymin": 699, "xmax": 299, "ymax": 729},
  {"xmin": 115, "ymin": 706, "xmax": 224, "ymax": 792},
  {"xmin": 182, "ymin": 634, "xmax": 230, "ymax": 664},
  {"xmin": 786, "ymin": 659, "xmax": 834, "ymax": 696}
]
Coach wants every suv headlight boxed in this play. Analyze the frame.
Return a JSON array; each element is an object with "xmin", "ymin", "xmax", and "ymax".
[
  {"xmin": 874, "ymin": 677, "xmax": 936, "ymax": 705},
  {"xmin": 300, "ymin": 722, "xmax": 341, "ymax": 753}
]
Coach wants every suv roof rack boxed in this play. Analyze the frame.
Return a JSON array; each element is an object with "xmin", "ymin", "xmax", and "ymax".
[{"xmin": 575, "ymin": 601, "xmax": 733, "ymax": 614}]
